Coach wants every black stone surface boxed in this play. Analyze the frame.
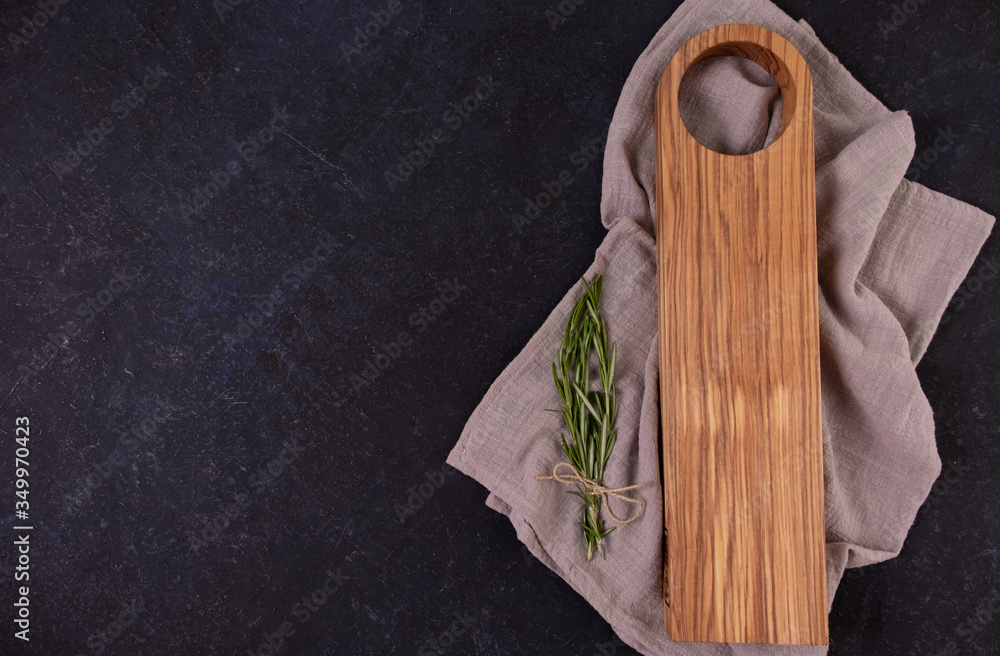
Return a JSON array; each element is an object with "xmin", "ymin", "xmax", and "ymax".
[{"xmin": 0, "ymin": 0, "xmax": 997, "ymax": 654}]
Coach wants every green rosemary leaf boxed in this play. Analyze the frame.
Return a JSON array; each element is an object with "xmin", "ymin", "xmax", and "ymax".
[
  {"xmin": 609, "ymin": 341, "xmax": 617, "ymax": 379},
  {"xmin": 573, "ymin": 383, "xmax": 600, "ymax": 420}
]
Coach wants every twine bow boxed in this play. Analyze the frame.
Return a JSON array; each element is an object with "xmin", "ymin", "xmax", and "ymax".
[{"xmin": 536, "ymin": 461, "xmax": 647, "ymax": 524}]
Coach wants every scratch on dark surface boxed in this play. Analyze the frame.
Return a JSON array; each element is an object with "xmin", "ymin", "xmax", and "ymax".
[
  {"xmin": 162, "ymin": 409, "xmax": 201, "ymax": 472},
  {"xmin": 137, "ymin": 171, "xmax": 167, "ymax": 192},
  {"xmin": 379, "ymin": 540, "xmax": 406, "ymax": 584},
  {"xmin": 547, "ymin": 631, "xmax": 583, "ymax": 656},
  {"xmin": 276, "ymin": 129, "xmax": 346, "ymax": 175},
  {"xmin": 82, "ymin": 580, "xmax": 109, "ymax": 613},
  {"xmin": 1, "ymin": 379, "xmax": 24, "ymax": 410},
  {"xmin": 0, "ymin": 154, "xmax": 56, "ymax": 216},
  {"xmin": 1, "ymin": 72, "xmax": 42, "ymax": 140},
  {"xmin": 333, "ymin": 522, "xmax": 349, "ymax": 550}
]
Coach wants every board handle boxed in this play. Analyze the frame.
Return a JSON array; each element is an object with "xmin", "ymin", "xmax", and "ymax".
[{"xmin": 656, "ymin": 23, "xmax": 812, "ymax": 156}]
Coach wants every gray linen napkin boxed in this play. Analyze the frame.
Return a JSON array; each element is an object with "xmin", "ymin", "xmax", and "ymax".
[{"xmin": 447, "ymin": 0, "xmax": 995, "ymax": 653}]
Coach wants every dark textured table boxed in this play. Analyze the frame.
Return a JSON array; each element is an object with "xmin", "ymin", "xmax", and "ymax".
[{"xmin": 0, "ymin": 1, "xmax": 997, "ymax": 654}]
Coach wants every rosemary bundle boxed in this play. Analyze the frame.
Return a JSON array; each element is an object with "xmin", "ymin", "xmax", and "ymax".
[{"xmin": 549, "ymin": 274, "xmax": 620, "ymax": 560}]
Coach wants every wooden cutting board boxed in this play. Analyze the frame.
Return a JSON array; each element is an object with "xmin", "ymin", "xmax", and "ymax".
[{"xmin": 655, "ymin": 23, "xmax": 827, "ymax": 645}]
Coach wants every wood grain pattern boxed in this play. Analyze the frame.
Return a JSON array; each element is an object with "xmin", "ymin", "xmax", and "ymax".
[{"xmin": 655, "ymin": 24, "xmax": 827, "ymax": 645}]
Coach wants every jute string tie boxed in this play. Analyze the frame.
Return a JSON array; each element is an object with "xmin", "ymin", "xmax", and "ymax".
[{"xmin": 536, "ymin": 461, "xmax": 646, "ymax": 524}]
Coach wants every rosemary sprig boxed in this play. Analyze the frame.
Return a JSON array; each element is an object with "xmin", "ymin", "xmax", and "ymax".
[{"xmin": 550, "ymin": 274, "xmax": 618, "ymax": 560}]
